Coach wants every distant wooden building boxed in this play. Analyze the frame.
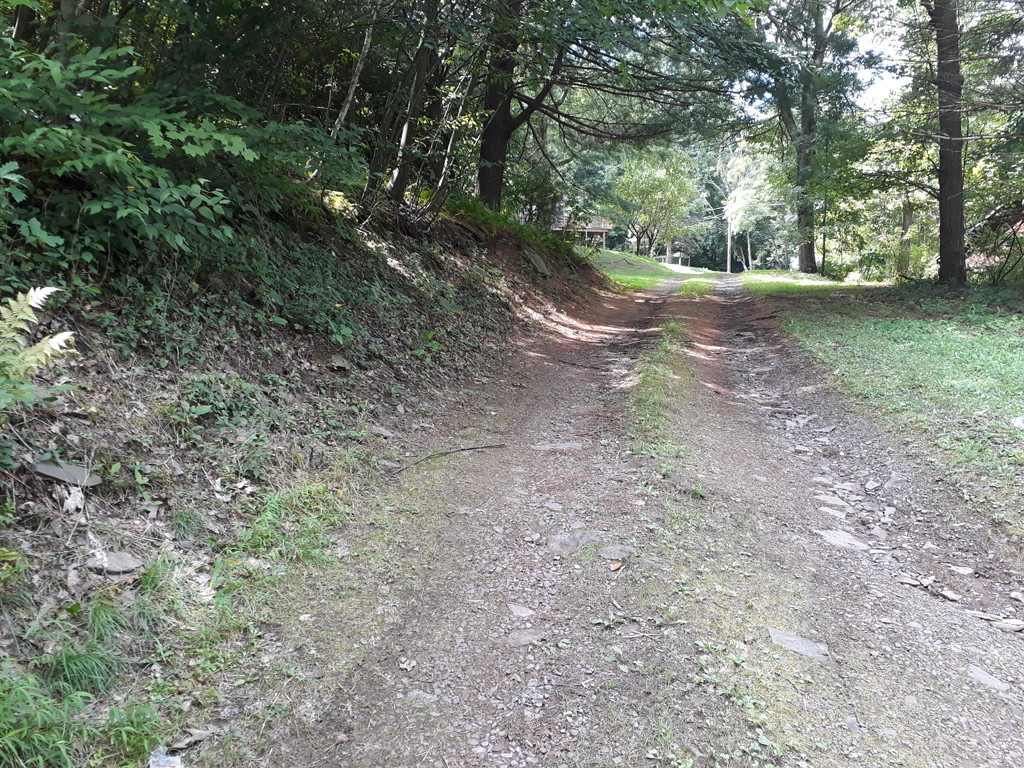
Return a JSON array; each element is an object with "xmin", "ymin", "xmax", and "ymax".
[{"xmin": 551, "ymin": 214, "xmax": 615, "ymax": 249}]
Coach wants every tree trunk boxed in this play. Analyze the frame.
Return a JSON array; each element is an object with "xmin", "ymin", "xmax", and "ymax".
[
  {"xmin": 13, "ymin": 4, "xmax": 37, "ymax": 42},
  {"xmin": 923, "ymin": 0, "xmax": 967, "ymax": 284},
  {"xmin": 726, "ymin": 219, "xmax": 732, "ymax": 274},
  {"xmin": 898, "ymin": 198, "xmax": 915, "ymax": 274},
  {"xmin": 477, "ymin": 7, "xmax": 520, "ymax": 213},
  {"xmin": 747, "ymin": 230, "xmax": 753, "ymax": 270},
  {"xmin": 820, "ymin": 200, "xmax": 827, "ymax": 276}
]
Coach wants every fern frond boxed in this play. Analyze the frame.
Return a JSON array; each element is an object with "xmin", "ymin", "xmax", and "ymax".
[
  {"xmin": 0, "ymin": 288, "xmax": 74, "ymax": 412},
  {"xmin": 25, "ymin": 287, "xmax": 62, "ymax": 309}
]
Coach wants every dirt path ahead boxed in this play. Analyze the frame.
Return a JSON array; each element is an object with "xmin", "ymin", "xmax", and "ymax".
[{"xmin": 205, "ymin": 275, "xmax": 1023, "ymax": 768}]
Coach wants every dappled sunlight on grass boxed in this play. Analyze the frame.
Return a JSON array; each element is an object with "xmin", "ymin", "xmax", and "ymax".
[
  {"xmin": 593, "ymin": 249, "xmax": 698, "ymax": 291},
  {"xmin": 739, "ymin": 269, "xmax": 871, "ymax": 297}
]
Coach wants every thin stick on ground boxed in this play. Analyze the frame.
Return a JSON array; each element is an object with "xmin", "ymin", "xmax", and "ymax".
[{"xmin": 392, "ymin": 444, "xmax": 507, "ymax": 474}]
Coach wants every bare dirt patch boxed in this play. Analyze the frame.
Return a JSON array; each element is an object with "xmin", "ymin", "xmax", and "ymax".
[{"xmin": 194, "ymin": 275, "xmax": 1024, "ymax": 768}]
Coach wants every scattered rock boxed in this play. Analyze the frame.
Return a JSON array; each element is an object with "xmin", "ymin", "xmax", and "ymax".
[
  {"xmin": 1011, "ymin": 416, "xmax": 1024, "ymax": 431},
  {"xmin": 938, "ymin": 589, "xmax": 962, "ymax": 602},
  {"xmin": 1010, "ymin": 591, "xmax": 1024, "ymax": 604},
  {"xmin": 882, "ymin": 472, "xmax": 905, "ymax": 490},
  {"xmin": 369, "ymin": 425, "xmax": 395, "ymax": 439},
  {"xmin": 86, "ymin": 551, "xmax": 144, "ymax": 575},
  {"xmin": 547, "ymin": 532, "xmax": 598, "ymax": 555},
  {"xmin": 529, "ymin": 441, "xmax": 583, "ymax": 451},
  {"xmin": 768, "ymin": 628, "xmax": 829, "ymax": 662},
  {"xmin": 507, "ymin": 604, "xmax": 535, "ymax": 618},
  {"xmin": 965, "ymin": 610, "xmax": 1003, "ymax": 622},
  {"xmin": 405, "ymin": 690, "xmax": 439, "ymax": 706},
  {"xmin": 329, "ymin": 354, "xmax": 353, "ymax": 371},
  {"xmin": 30, "ymin": 459, "xmax": 101, "ymax": 487},
  {"xmin": 968, "ymin": 665, "xmax": 1010, "ymax": 692},
  {"xmin": 869, "ymin": 525, "xmax": 888, "ymax": 541},
  {"xmin": 844, "ymin": 715, "xmax": 862, "ymax": 734},
  {"xmin": 819, "ymin": 506, "xmax": 847, "ymax": 519},
  {"xmin": 814, "ymin": 494, "xmax": 851, "ymax": 509},
  {"xmin": 815, "ymin": 530, "xmax": 869, "ymax": 551},
  {"xmin": 895, "ymin": 575, "xmax": 921, "ymax": 586},
  {"xmin": 752, "ymin": 475, "xmax": 768, "ymax": 483},
  {"xmin": 597, "ymin": 544, "xmax": 637, "ymax": 560},
  {"xmin": 507, "ymin": 630, "xmax": 545, "ymax": 647},
  {"xmin": 814, "ymin": 425, "xmax": 836, "ymax": 434},
  {"xmin": 524, "ymin": 249, "xmax": 552, "ymax": 277},
  {"xmin": 991, "ymin": 619, "xmax": 1024, "ymax": 633},
  {"xmin": 865, "ymin": 480, "xmax": 881, "ymax": 491},
  {"xmin": 948, "ymin": 565, "xmax": 974, "ymax": 576}
]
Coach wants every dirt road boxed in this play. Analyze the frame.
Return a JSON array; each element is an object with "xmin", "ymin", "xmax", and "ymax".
[{"xmin": 203, "ymin": 275, "xmax": 1024, "ymax": 768}]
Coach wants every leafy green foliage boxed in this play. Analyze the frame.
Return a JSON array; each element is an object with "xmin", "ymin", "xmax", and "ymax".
[
  {"xmin": 0, "ymin": 40, "xmax": 241, "ymax": 285},
  {"xmin": 103, "ymin": 701, "xmax": 166, "ymax": 764},
  {"xmin": 0, "ymin": 287, "xmax": 74, "ymax": 413},
  {"xmin": 0, "ymin": 663, "xmax": 94, "ymax": 768}
]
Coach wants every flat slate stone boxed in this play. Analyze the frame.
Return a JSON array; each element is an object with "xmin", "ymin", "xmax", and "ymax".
[
  {"xmin": 508, "ymin": 630, "xmax": 545, "ymax": 648},
  {"xmin": 769, "ymin": 628, "xmax": 829, "ymax": 662},
  {"xmin": 87, "ymin": 551, "xmax": 144, "ymax": 574},
  {"xmin": 508, "ymin": 604, "xmax": 535, "ymax": 618},
  {"xmin": 598, "ymin": 544, "xmax": 636, "ymax": 560},
  {"xmin": 815, "ymin": 529, "xmax": 869, "ymax": 551},
  {"xmin": 547, "ymin": 532, "xmax": 599, "ymax": 555},
  {"xmin": 30, "ymin": 460, "xmax": 101, "ymax": 487},
  {"xmin": 530, "ymin": 442, "xmax": 583, "ymax": 451},
  {"xmin": 969, "ymin": 664, "xmax": 1010, "ymax": 692},
  {"xmin": 524, "ymin": 249, "xmax": 552, "ymax": 277}
]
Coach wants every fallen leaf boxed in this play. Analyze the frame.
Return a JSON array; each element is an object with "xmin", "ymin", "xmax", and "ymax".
[{"xmin": 610, "ymin": 561, "xmax": 623, "ymax": 572}]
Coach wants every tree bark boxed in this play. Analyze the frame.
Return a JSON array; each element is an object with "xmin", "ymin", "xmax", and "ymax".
[
  {"xmin": 477, "ymin": 1, "xmax": 562, "ymax": 212},
  {"xmin": 923, "ymin": 0, "xmax": 967, "ymax": 284},
  {"xmin": 13, "ymin": 4, "xmax": 37, "ymax": 42},
  {"xmin": 898, "ymin": 198, "xmax": 915, "ymax": 274},
  {"xmin": 726, "ymin": 219, "xmax": 732, "ymax": 273}
]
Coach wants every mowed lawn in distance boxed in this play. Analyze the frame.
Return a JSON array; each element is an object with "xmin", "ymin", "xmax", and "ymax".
[
  {"xmin": 741, "ymin": 270, "xmax": 1024, "ymax": 534},
  {"xmin": 593, "ymin": 249, "xmax": 716, "ymax": 294}
]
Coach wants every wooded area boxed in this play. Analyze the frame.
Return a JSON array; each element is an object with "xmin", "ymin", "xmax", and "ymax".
[{"xmin": 3, "ymin": 0, "xmax": 1022, "ymax": 291}]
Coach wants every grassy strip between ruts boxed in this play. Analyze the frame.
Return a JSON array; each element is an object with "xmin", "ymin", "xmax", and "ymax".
[
  {"xmin": 739, "ymin": 270, "xmax": 1024, "ymax": 535},
  {"xmin": 592, "ymin": 250, "xmax": 714, "ymax": 292}
]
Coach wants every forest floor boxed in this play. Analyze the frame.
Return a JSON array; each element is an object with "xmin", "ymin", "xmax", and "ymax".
[{"xmin": 195, "ymin": 274, "xmax": 1024, "ymax": 768}]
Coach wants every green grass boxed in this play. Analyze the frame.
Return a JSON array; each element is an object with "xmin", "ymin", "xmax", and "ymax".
[
  {"xmin": 740, "ymin": 270, "xmax": 1024, "ymax": 531},
  {"xmin": 629, "ymin": 317, "xmax": 692, "ymax": 456},
  {"xmin": 236, "ymin": 483, "xmax": 349, "ymax": 562},
  {"xmin": 0, "ymin": 664, "xmax": 94, "ymax": 768},
  {"xmin": 38, "ymin": 642, "xmax": 125, "ymax": 698},
  {"xmin": 739, "ymin": 269, "xmax": 853, "ymax": 296},
  {"xmin": 593, "ymin": 250, "xmax": 712, "ymax": 292}
]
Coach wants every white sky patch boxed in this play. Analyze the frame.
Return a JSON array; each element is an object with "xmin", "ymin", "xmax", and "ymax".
[{"xmin": 855, "ymin": 27, "xmax": 911, "ymax": 111}]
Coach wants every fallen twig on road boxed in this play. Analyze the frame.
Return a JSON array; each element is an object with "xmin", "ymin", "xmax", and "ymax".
[{"xmin": 391, "ymin": 443, "xmax": 507, "ymax": 474}]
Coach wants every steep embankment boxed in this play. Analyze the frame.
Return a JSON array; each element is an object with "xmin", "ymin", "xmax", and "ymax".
[{"xmin": 0, "ymin": 219, "xmax": 601, "ymax": 767}]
